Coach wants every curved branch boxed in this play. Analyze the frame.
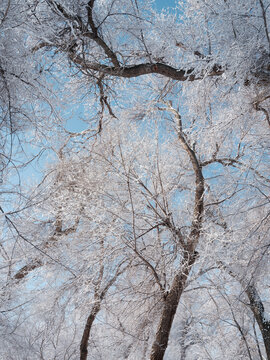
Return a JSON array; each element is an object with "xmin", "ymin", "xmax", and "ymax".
[
  {"xmin": 253, "ymin": 98, "xmax": 270, "ymax": 128},
  {"xmin": 164, "ymin": 103, "xmax": 204, "ymax": 250},
  {"xmin": 69, "ymin": 52, "xmax": 222, "ymax": 81},
  {"xmin": 201, "ymin": 156, "xmax": 270, "ymax": 184}
]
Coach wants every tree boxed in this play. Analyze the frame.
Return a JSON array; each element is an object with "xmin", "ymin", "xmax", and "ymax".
[{"xmin": 0, "ymin": 0, "xmax": 270, "ymax": 359}]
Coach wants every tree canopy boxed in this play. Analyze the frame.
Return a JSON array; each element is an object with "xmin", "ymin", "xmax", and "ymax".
[{"xmin": 0, "ymin": 1, "xmax": 270, "ymax": 359}]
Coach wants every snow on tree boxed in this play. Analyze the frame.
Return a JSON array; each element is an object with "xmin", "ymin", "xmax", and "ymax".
[{"xmin": 0, "ymin": 0, "xmax": 270, "ymax": 359}]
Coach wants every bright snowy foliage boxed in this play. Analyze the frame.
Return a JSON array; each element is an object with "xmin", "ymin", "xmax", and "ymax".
[{"xmin": 0, "ymin": 1, "xmax": 270, "ymax": 359}]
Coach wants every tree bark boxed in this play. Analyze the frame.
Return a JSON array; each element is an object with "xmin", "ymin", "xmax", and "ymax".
[
  {"xmin": 80, "ymin": 301, "xmax": 101, "ymax": 360},
  {"xmin": 246, "ymin": 285, "xmax": 270, "ymax": 360},
  {"xmin": 150, "ymin": 251, "xmax": 197, "ymax": 360},
  {"xmin": 69, "ymin": 53, "xmax": 223, "ymax": 82},
  {"xmin": 149, "ymin": 104, "xmax": 205, "ymax": 360}
]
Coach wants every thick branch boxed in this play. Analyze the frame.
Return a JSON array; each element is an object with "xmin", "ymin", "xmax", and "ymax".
[
  {"xmin": 33, "ymin": 38, "xmax": 223, "ymax": 81},
  {"xmin": 259, "ymin": 0, "xmax": 270, "ymax": 51},
  {"xmin": 165, "ymin": 104, "xmax": 204, "ymax": 250},
  {"xmin": 14, "ymin": 260, "xmax": 42, "ymax": 280},
  {"xmin": 83, "ymin": 23, "xmax": 120, "ymax": 66},
  {"xmin": 201, "ymin": 156, "xmax": 270, "ymax": 184},
  {"xmin": 87, "ymin": 0, "xmax": 97, "ymax": 35},
  {"xmin": 69, "ymin": 52, "xmax": 222, "ymax": 81}
]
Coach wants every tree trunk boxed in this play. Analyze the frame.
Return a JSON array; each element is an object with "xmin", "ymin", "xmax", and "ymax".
[
  {"xmin": 246, "ymin": 285, "xmax": 270, "ymax": 360},
  {"xmin": 150, "ymin": 251, "xmax": 197, "ymax": 360},
  {"xmin": 80, "ymin": 301, "xmax": 101, "ymax": 360}
]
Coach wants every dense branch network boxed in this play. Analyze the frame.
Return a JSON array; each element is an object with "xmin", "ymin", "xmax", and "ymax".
[
  {"xmin": 35, "ymin": 0, "xmax": 224, "ymax": 83},
  {"xmin": 1, "ymin": 1, "xmax": 270, "ymax": 359}
]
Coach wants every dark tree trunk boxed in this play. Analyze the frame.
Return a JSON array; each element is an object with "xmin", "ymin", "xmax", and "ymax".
[
  {"xmin": 246, "ymin": 285, "xmax": 270, "ymax": 360},
  {"xmin": 150, "ymin": 251, "xmax": 197, "ymax": 360},
  {"xmin": 149, "ymin": 104, "xmax": 204, "ymax": 360},
  {"xmin": 80, "ymin": 301, "xmax": 101, "ymax": 360}
]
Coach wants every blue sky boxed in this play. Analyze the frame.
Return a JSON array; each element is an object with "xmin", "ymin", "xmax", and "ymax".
[{"xmin": 155, "ymin": 0, "xmax": 176, "ymax": 10}]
